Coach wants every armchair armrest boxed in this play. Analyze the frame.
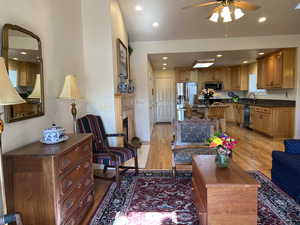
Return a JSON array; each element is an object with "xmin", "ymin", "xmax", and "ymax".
[
  {"xmin": 284, "ymin": 139, "xmax": 300, "ymax": 154},
  {"xmin": 0, "ymin": 213, "xmax": 23, "ymax": 225}
]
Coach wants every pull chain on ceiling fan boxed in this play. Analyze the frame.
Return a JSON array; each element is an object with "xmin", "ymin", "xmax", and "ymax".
[{"xmin": 182, "ymin": 0, "xmax": 260, "ymax": 23}]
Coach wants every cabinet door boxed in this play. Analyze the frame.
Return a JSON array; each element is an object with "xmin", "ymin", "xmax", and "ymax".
[
  {"xmin": 272, "ymin": 52, "xmax": 283, "ymax": 88},
  {"xmin": 265, "ymin": 56, "xmax": 275, "ymax": 88},
  {"xmin": 230, "ymin": 66, "xmax": 241, "ymax": 90},
  {"xmin": 262, "ymin": 113, "xmax": 273, "ymax": 135},
  {"xmin": 222, "ymin": 67, "xmax": 231, "ymax": 91},
  {"xmin": 257, "ymin": 58, "xmax": 265, "ymax": 89},
  {"xmin": 240, "ymin": 65, "xmax": 249, "ymax": 91}
]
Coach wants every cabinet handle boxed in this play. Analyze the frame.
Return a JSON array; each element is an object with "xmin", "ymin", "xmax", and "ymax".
[
  {"xmin": 84, "ymin": 162, "xmax": 90, "ymax": 169},
  {"xmin": 76, "ymin": 165, "xmax": 81, "ymax": 170}
]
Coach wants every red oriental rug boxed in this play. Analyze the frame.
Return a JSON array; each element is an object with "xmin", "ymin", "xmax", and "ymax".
[{"xmin": 89, "ymin": 170, "xmax": 300, "ymax": 225}]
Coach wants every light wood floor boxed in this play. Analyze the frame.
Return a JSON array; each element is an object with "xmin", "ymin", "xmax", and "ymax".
[{"xmin": 81, "ymin": 123, "xmax": 285, "ymax": 224}]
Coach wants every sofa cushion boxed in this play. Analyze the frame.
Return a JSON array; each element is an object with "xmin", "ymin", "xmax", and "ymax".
[
  {"xmin": 272, "ymin": 151, "xmax": 300, "ymax": 173},
  {"xmin": 284, "ymin": 139, "xmax": 300, "ymax": 154}
]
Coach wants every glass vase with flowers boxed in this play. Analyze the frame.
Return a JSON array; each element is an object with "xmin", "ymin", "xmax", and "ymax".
[
  {"xmin": 208, "ymin": 132, "xmax": 237, "ymax": 168},
  {"xmin": 200, "ymin": 88, "xmax": 215, "ymax": 105}
]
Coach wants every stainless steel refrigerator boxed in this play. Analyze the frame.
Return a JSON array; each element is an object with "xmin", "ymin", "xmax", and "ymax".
[{"xmin": 176, "ymin": 82, "xmax": 198, "ymax": 120}]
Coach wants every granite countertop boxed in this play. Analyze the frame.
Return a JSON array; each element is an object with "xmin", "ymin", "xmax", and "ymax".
[{"xmin": 197, "ymin": 98, "xmax": 295, "ymax": 108}]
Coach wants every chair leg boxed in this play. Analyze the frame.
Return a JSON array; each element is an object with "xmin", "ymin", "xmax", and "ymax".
[{"xmin": 134, "ymin": 155, "xmax": 139, "ymax": 175}]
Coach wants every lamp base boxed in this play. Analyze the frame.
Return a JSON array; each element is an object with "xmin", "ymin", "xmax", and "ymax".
[
  {"xmin": 0, "ymin": 113, "xmax": 7, "ymax": 214},
  {"xmin": 71, "ymin": 103, "xmax": 77, "ymax": 134}
]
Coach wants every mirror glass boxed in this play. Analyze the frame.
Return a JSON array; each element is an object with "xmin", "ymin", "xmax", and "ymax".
[{"xmin": 2, "ymin": 25, "xmax": 44, "ymax": 122}]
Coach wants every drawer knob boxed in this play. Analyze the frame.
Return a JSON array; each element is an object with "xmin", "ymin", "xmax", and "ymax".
[
  {"xmin": 62, "ymin": 159, "xmax": 71, "ymax": 168},
  {"xmin": 84, "ymin": 162, "xmax": 90, "ymax": 169},
  {"xmin": 76, "ymin": 165, "xmax": 81, "ymax": 170},
  {"xmin": 87, "ymin": 195, "xmax": 93, "ymax": 203},
  {"xmin": 85, "ymin": 178, "xmax": 91, "ymax": 186},
  {"xmin": 66, "ymin": 199, "xmax": 74, "ymax": 209},
  {"xmin": 63, "ymin": 180, "xmax": 73, "ymax": 189},
  {"xmin": 77, "ymin": 183, "xmax": 82, "ymax": 189}
]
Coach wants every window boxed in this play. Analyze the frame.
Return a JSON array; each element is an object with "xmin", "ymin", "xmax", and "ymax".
[
  {"xmin": 8, "ymin": 70, "xmax": 18, "ymax": 87},
  {"xmin": 249, "ymin": 74, "xmax": 266, "ymax": 94}
]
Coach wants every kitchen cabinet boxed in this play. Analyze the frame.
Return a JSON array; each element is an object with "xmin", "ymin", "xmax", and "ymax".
[
  {"xmin": 230, "ymin": 65, "xmax": 249, "ymax": 91},
  {"xmin": 233, "ymin": 103, "xmax": 244, "ymax": 126},
  {"xmin": 175, "ymin": 70, "xmax": 199, "ymax": 83},
  {"xmin": 225, "ymin": 103, "xmax": 235, "ymax": 122},
  {"xmin": 198, "ymin": 67, "xmax": 231, "ymax": 90},
  {"xmin": 257, "ymin": 48, "xmax": 296, "ymax": 89},
  {"xmin": 250, "ymin": 106, "xmax": 294, "ymax": 138}
]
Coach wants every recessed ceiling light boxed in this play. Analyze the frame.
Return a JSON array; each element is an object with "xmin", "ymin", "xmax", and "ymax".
[
  {"xmin": 217, "ymin": 54, "xmax": 223, "ymax": 58},
  {"xmin": 163, "ymin": 63, "xmax": 167, "ymax": 66},
  {"xmin": 162, "ymin": 67, "xmax": 167, "ymax": 70},
  {"xmin": 258, "ymin": 17, "xmax": 267, "ymax": 23},
  {"xmin": 162, "ymin": 57, "xmax": 168, "ymax": 60},
  {"xmin": 13, "ymin": 57, "xmax": 19, "ymax": 60},
  {"xmin": 243, "ymin": 60, "xmax": 248, "ymax": 64},
  {"xmin": 152, "ymin": 22, "xmax": 159, "ymax": 27},
  {"xmin": 193, "ymin": 62, "xmax": 214, "ymax": 68},
  {"xmin": 258, "ymin": 52, "xmax": 265, "ymax": 56},
  {"xmin": 135, "ymin": 5, "xmax": 143, "ymax": 11},
  {"xmin": 20, "ymin": 51, "xmax": 27, "ymax": 55},
  {"xmin": 295, "ymin": 3, "xmax": 300, "ymax": 9}
]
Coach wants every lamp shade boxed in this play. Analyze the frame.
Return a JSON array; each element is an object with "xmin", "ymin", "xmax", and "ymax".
[
  {"xmin": 59, "ymin": 75, "xmax": 82, "ymax": 100},
  {"xmin": 0, "ymin": 57, "xmax": 25, "ymax": 106},
  {"xmin": 28, "ymin": 74, "xmax": 41, "ymax": 99}
]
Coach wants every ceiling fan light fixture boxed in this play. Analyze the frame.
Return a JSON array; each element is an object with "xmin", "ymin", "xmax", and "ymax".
[
  {"xmin": 209, "ymin": 12, "xmax": 219, "ymax": 23},
  {"xmin": 221, "ymin": 6, "xmax": 232, "ymax": 23},
  {"xmin": 234, "ymin": 8, "xmax": 245, "ymax": 20}
]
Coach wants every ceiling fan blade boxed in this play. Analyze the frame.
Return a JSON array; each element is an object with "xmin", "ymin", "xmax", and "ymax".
[
  {"xmin": 182, "ymin": 1, "xmax": 219, "ymax": 10},
  {"xmin": 233, "ymin": 1, "xmax": 260, "ymax": 11}
]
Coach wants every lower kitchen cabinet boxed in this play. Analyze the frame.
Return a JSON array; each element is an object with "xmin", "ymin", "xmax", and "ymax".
[
  {"xmin": 233, "ymin": 103, "xmax": 244, "ymax": 126},
  {"xmin": 250, "ymin": 106, "xmax": 294, "ymax": 138}
]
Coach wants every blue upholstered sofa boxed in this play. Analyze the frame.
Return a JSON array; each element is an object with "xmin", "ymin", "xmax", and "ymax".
[{"xmin": 272, "ymin": 140, "xmax": 300, "ymax": 204}]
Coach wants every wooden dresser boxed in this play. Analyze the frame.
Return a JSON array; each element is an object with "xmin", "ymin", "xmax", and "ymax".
[
  {"xmin": 192, "ymin": 155, "xmax": 260, "ymax": 225},
  {"xmin": 3, "ymin": 134, "xmax": 94, "ymax": 225}
]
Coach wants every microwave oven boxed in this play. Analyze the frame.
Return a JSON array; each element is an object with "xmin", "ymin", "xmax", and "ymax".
[{"xmin": 205, "ymin": 82, "xmax": 223, "ymax": 90}]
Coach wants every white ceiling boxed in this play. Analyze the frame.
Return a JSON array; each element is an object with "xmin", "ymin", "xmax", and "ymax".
[
  {"xmin": 149, "ymin": 48, "xmax": 279, "ymax": 70},
  {"xmin": 118, "ymin": 0, "xmax": 300, "ymax": 42}
]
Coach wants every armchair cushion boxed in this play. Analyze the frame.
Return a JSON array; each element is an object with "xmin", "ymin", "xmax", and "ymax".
[
  {"xmin": 284, "ymin": 139, "xmax": 300, "ymax": 154},
  {"xmin": 94, "ymin": 146, "xmax": 136, "ymax": 166}
]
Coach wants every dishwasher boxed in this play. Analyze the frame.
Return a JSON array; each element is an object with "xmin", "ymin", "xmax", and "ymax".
[{"xmin": 243, "ymin": 104, "xmax": 251, "ymax": 128}]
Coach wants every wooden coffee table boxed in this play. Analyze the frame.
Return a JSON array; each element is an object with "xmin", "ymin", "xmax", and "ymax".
[{"xmin": 192, "ymin": 155, "xmax": 260, "ymax": 225}]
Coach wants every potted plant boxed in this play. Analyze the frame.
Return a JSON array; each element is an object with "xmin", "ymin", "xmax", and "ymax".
[{"xmin": 208, "ymin": 132, "xmax": 237, "ymax": 168}]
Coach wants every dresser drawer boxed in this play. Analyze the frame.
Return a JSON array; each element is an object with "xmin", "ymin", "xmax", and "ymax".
[
  {"xmin": 63, "ymin": 189, "xmax": 94, "ymax": 225},
  {"xmin": 58, "ymin": 141, "xmax": 91, "ymax": 174},
  {"xmin": 60, "ymin": 177, "xmax": 93, "ymax": 221},
  {"xmin": 60, "ymin": 159, "xmax": 93, "ymax": 200}
]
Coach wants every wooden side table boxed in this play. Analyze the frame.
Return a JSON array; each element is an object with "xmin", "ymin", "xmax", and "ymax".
[{"xmin": 192, "ymin": 155, "xmax": 260, "ymax": 225}]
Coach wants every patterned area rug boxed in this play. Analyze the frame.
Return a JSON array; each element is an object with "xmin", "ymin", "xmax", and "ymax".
[{"xmin": 89, "ymin": 170, "xmax": 300, "ymax": 225}]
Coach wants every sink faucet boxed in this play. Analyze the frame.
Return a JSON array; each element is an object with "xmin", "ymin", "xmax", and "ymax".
[{"xmin": 248, "ymin": 92, "xmax": 256, "ymax": 104}]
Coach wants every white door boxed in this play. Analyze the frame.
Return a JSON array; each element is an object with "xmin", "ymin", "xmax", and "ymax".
[{"xmin": 155, "ymin": 78, "xmax": 174, "ymax": 122}]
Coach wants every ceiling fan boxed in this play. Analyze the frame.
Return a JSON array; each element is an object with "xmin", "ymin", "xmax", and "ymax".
[{"xmin": 182, "ymin": 0, "xmax": 260, "ymax": 23}]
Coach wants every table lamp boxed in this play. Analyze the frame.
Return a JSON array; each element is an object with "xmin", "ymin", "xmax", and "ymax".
[
  {"xmin": 58, "ymin": 75, "xmax": 82, "ymax": 133},
  {"xmin": 28, "ymin": 74, "xmax": 41, "ymax": 99},
  {"xmin": 0, "ymin": 57, "xmax": 26, "ymax": 213}
]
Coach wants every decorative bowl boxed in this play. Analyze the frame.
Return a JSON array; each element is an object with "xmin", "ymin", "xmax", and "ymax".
[{"xmin": 41, "ymin": 124, "xmax": 67, "ymax": 144}]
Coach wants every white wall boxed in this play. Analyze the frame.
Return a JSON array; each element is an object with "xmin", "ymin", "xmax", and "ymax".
[
  {"xmin": 81, "ymin": 0, "xmax": 128, "ymax": 136},
  {"xmin": 131, "ymin": 35, "xmax": 300, "ymax": 141},
  {"xmin": 0, "ymin": 0, "xmax": 85, "ymax": 151}
]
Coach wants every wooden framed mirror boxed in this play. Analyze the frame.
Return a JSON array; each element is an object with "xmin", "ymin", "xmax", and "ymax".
[{"xmin": 2, "ymin": 24, "xmax": 44, "ymax": 122}]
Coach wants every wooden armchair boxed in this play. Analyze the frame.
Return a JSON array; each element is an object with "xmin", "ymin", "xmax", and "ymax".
[{"xmin": 77, "ymin": 114, "xmax": 138, "ymax": 185}]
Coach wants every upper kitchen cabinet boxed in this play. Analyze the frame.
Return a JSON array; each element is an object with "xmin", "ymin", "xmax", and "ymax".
[
  {"xmin": 257, "ymin": 48, "xmax": 296, "ymax": 89},
  {"xmin": 175, "ymin": 69, "xmax": 198, "ymax": 83},
  {"xmin": 230, "ymin": 65, "xmax": 249, "ymax": 91}
]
